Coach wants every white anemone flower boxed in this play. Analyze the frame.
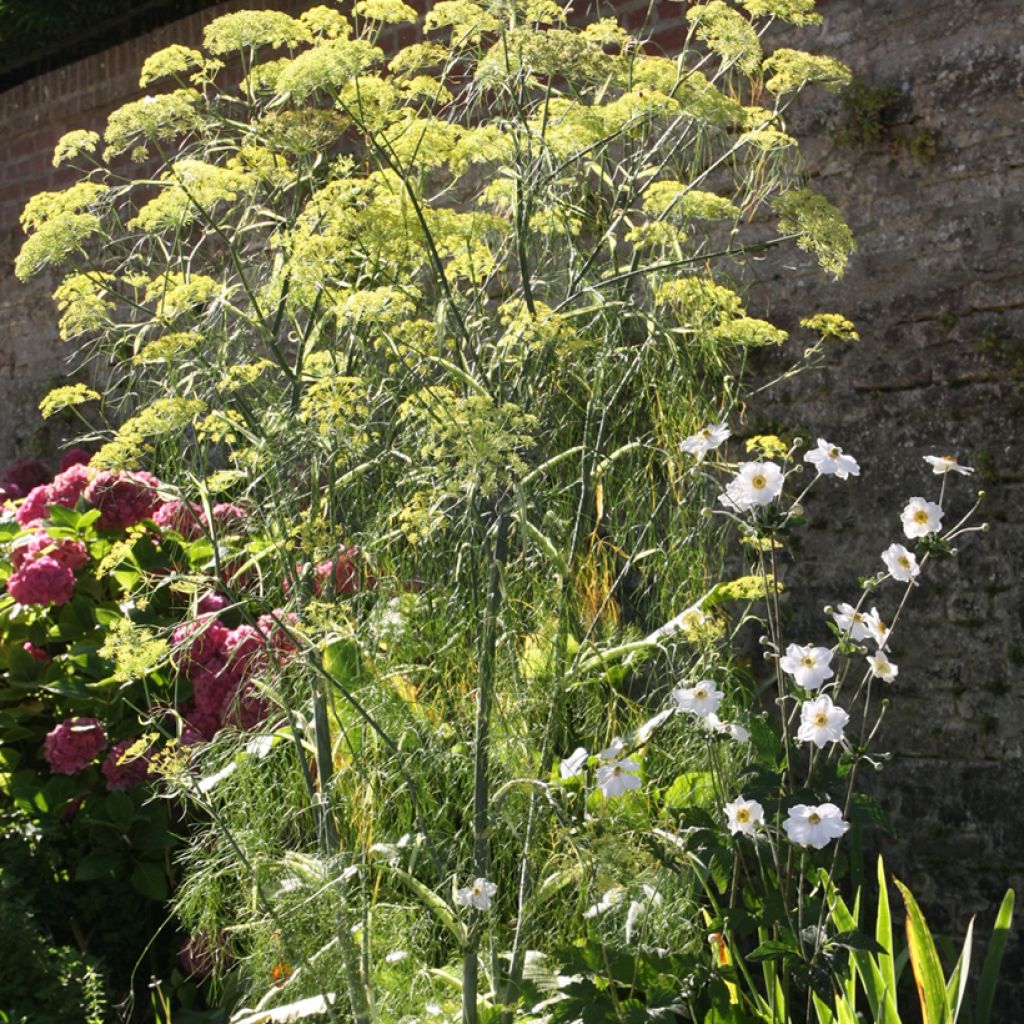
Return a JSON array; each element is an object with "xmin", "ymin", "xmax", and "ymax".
[
  {"xmin": 596, "ymin": 758, "xmax": 642, "ymax": 798},
  {"xmin": 625, "ymin": 884, "xmax": 663, "ymax": 944},
  {"xmin": 805, "ymin": 439, "xmax": 861, "ymax": 479},
  {"xmin": 797, "ymin": 695, "xmax": 850, "ymax": 748},
  {"xmin": 456, "ymin": 877, "xmax": 497, "ymax": 910},
  {"xmin": 901, "ymin": 497, "xmax": 943, "ymax": 539},
  {"xmin": 724, "ymin": 796, "xmax": 764, "ymax": 836},
  {"xmin": 832, "ymin": 602, "xmax": 874, "ymax": 642},
  {"xmin": 924, "ymin": 454, "xmax": 974, "ymax": 476},
  {"xmin": 863, "ymin": 607, "xmax": 890, "ymax": 648},
  {"xmin": 671, "ymin": 680, "xmax": 724, "ymax": 718},
  {"xmin": 680, "ymin": 422, "xmax": 730, "ymax": 461},
  {"xmin": 719, "ymin": 461, "xmax": 784, "ymax": 511},
  {"xmin": 584, "ymin": 886, "xmax": 626, "ymax": 918},
  {"xmin": 559, "ymin": 746, "xmax": 589, "ymax": 780},
  {"xmin": 705, "ymin": 714, "xmax": 751, "ymax": 742},
  {"xmin": 779, "ymin": 644, "xmax": 834, "ymax": 691},
  {"xmin": 783, "ymin": 803, "xmax": 849, "ymax": 849},
  {"xmin": 882, "ymin": 542, "xmax": 921, "ymax": 582},
  {"xmin": 866, "ymin": 650, "xmax": 898, "ymax": 682},
  {"xmin": 636, "ymin": 707, "xmax": 675, "ymax": 744},
  {"xmin": 599, "ymin": 736, "xmax": 627, "ymax": 761}
]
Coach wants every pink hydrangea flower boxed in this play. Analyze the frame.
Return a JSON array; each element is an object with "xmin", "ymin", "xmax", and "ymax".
[
  {"xmin": 222, "ymin": 625, "xmax": 266, "ymax": 675},
  {"xmin": 197, "ymin": 592, "xmax": 230, "ymax": 615},
  {"xmin": 23, "ymin": 641, "xmax": 50, "ymax": 662},
  {"xmin": 208, "ymin": 503, "xmax": 247, "ymax": 531},
  {"xmin": 15, "ymin": 464, "xmax": 93, "ymax": 526},
  {"xmin": 1, "ymin": 457, "xmax": 51, "ymax": 494},
  {"xmin": 257, "ymin": 610, "xmax": 299, "ymax": 659},
  {"xmin": 7, "ymin": 555, "xmax": 76, "ymax": 606},
  {"xmin": 15, "ymin": 485, "xmax": 51, "ymax": 526},
  {"xmin": 152, "ymin": 499, "xmax": 205, "ymax": 540},
  {"xmin": 48, "ymin": 463, "xmax": 93, "ymax": 507},
  {"xmin": 171, "ymin": 618, "xmax": 230, "ymax": 673},
  {"xmin": 11, "ymin": 531, "xmax": 89, "ymax": 572},
  {"xmin": 83, "ymin": 470, "xmax": 162, "ymax": 530},
  {"xmin": 226, "ymin": 685, "xmax": 271, "ymax": 730},
  {"xmin": 59, "ymin": 448, "xmax": 93, "ymax": 472},
  {"xmin": 191, "ymin": 655, "xmax": 244, "ymax": 721},
  {"xmin": 181, "ymin": 704, "xmax": 221, "ymax": 745},
  {"xmin": 101, "ymin": 738, "xmax": 150, "ymax": 791},
  {"xmin": 43, "ymin": 717, "xmax": 107, "ymax": 774}
]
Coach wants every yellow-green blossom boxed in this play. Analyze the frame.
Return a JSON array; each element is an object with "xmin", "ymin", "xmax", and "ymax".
[
  {"xmin": 203, "ymin": 10, "xmax": 310, "ymax": 55},
  {"xmin": 355, "ymin": 0, "xmax": 418, "ymax": 24},
  {"xmin": 763, "ymin": 49, "xmax": 852, "ymax": 95},
  {"xmin": 741, "ymin": 0, "xmax": 821, "ymax": 26},
  {"xmin": 103, "ymin": 89, "xmax": 201, "ymax": 160},
  {"xmin": 275, "ymin": 38, "xmax": 384, "ymax": 101},
  {"xmin": 801, "ymin": 313, "xmax": 859, "ymax": 342},
  {"xmin": 130, "ymin": 159, "xmax": 254, "ymax": 232},
  {"xmin": 139, "ymin": 45, "xmax": 205, "ymax": 87},
  {"xmin": 133, "ymin": 331, "xmax": 201, "ymax": 364},
  {"xmin": 686, "ymin": 2, "xmax": 762, "ymax": 74},
  {"xmin": 773, "ymin": 189, "xmax": 856, "ymax": 278},
  {"xmin": 38, "ymin": 384, "xmax": 101, "ymax": 419},
  {"xmin": 424, "ymin": 1, "xmax": 501, "ymax": 41},
  {"xmin": 715, "ymin": 317, "xmax": 788, "ymax": 347},
  {"xmin": 52, "ymin": 129, "xmax": 99, "ymax": 167},
  {"xmin": 299, "ymin": 6, "xmax": 352, "ymax": 39},
  {"xmin": 52, "ymin": 272, "xmax": 115, "ymax": 341}
]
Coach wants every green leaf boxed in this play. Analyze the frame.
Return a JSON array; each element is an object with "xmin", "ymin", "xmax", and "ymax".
[
  {"xmin": 323, "ymin": 636, "xmax": 365, "ymax": 688},
  {"xmin": 131, "ymin": 861, "xmax": 169, "ymax": 902},
  {"xmin": 975, "ymin": 888, "xmax": 1015, "ymax": 1024},
  {"xmin": 830, "ymin": 929, "xmax": 887, "ymax": 955},
  {"xmin": 76, "ymin": 849, "xmax": 118, "ymax": 881},
  {"xmin": 747, "ymin": 939, "xmax": 799, "ymax": 962},
  {"xmin": 945, "ymin": 915, "xmax": 973, "ymax": 1024},
  {"xmin": 876, "ymin": 855, "xmax": 897, "ymax": 1012},
  {"xmin": 664, "ymin": 771, "xmax": 715, "ymax": 812},
  {"xmin": 895, "ymin": 877, "xmax": 950, "ymax": 1024}
]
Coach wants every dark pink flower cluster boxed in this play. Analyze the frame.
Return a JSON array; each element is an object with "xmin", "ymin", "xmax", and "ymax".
[
  {"xmin": 7, "ymin": 556, "xmax": 76, "ymax": 606},
  {"xmin": 101, "ymin": 738, "xmax": 151, "ymax": 791},
  {"xmin": 151, "ymin": 500, "xmax": 249, "ymax": 542},
  {"xmin": 43, "ymin": 717, "xmax": 107, "ymax": 774},
  {"xmin": 1, "ymin": 458, "xmax": 50, "ymax": 498},
  {"xmin": 83, "ymin": 470, "xmax": 163, "ymax": 530},
  {"xmin": 16, "ymin": 463, "xmax": 93, "ymax": 526},
  {"xmin": 11, "ymin": 530, "xmax": 89, "ymax": 572},
  {"xmin": 152, "ymin": 500, "xmax": 205, "ymax": 540},
  {"xmin": 6, "ymin": 528, "xmax": 90, "ymax": 606},
  {"xmin": 174, "ymin": 609, "xmax": 293, "ymax": 743},
  {"xmin": 286, "ymin": 547, "xmax": 376, "ymax": 598}
]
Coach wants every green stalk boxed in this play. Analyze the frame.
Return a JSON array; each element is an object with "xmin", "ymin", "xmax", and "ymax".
[{"xmin": 464, "ymin": 505, "xmax": 511, "ymax": 1024}]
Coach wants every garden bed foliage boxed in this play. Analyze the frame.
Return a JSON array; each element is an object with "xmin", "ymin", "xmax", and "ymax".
[{"xmin": 2, "ymin": 1, "xmax": 1013, "ymax": 1022}]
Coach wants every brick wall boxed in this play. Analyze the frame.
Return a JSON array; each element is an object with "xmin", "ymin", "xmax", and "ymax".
[{"xmin": 1, "ymin": 0, "xmax": 1021, "ymax": 1013}]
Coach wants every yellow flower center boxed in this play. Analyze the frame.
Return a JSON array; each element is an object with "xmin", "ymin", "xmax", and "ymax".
[
  {"xmin": 898, "ymin": 556, "xmax": 911, "ymax": 568},
  {"xmin": 736, "ymin": 808, "xmax": 750, "ymax": 823},
  {"xmin": 751, "ymin": 474, "xmax": 767, "ymax": 490},
  {"xmin": 913, "ymin": 509, "xmax": 930, "ymax": 524},
  {"xmin": 808, "ymin": 812, "xmax": 822, "ymax": 825},
  {"xmin": 813, "ymin": 712, "xmax": 829, "ymax": 727},
  {"xmin": 801, "ymin": 655, "xmax": 816, "ymax": 668},
  {"xmin": 828, "ymin": 447, "xmax": 840, "ymax": 458}
]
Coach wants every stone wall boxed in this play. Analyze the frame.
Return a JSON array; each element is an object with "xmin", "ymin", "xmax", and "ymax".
[
  {"xmin": 0, "ymin": 0, "xmax": 1020, "ymax": 1011},
  {"xmin": 749, "ymin": 0, "xmax": 1024, "ymax": 1008}
]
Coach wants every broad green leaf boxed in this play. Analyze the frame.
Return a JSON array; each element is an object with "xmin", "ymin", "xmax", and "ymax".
[
  {"xmin": 131, "ymin": 861, "xmax": 169, "ymax": 901},
  {"xmin": 975, "ymin": 888, "xmax": 1015, "ymax": 1024},
  {"xmin": 895, "ymin": 877, "xmax": 950, "ymax": 1024},
  {"xmin": 876, "ymin": 855, "xmax": 897, "ymax": 1014}
]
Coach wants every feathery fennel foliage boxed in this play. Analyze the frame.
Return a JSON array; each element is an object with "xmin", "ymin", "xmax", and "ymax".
[{"xmin": 20, "ymin": 1, "xmax": 859, "ymax": 1019}]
